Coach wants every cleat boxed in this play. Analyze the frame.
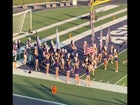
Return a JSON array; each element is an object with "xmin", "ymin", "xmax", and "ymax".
[
  {"xmin": 67, "ymin": 81, "xmax": 70, "ymax": 84},
  {"xmin": 46, "ymin": 73, "xmax": 49, "ymax": 76},
  {"xmin": 56, "ymin": 77, "xmax": 59, "ymax": 79}
]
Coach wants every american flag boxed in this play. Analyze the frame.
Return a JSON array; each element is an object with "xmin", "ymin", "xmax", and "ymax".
[{"xmin": 83, "ymin": 42, "xmax": 94, "ymax": 55}]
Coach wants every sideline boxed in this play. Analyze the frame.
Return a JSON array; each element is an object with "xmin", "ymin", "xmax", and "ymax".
[{"xmin": 13, "ymin": 94, "xmax": 67, "ymax": 105}]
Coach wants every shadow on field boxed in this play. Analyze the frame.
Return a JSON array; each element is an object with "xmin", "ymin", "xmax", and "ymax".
[
  {"xmin": 58, "ymin": 92, "xmax": 125, "ymax": 105},
  {"xmin": 113, "ymin": 98, "xmax": 127, "ymax": 105},
  {"xmin": 64, "ymin": 14, "xmax": 75, "ymax": 18},
  {"xmin": 33, "ymin": 13, "xmax": 62, "ymax": 22}
]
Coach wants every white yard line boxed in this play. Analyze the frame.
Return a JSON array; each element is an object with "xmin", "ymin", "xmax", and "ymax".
[
  {"xmin": 13, "ymin": 5, "xmax": 120, "ymax": 40},
  {"xmin": 93, "ymin": 78, "xmax": 95, "ymax": 81},
  {"xmin": 107, "ymin": 81, "xmax": 110, "ymax": 84},
  {"xmin": 99, "ymin": 80, "xmax": 103, "ymax": 82},
  {"xmin": 114, "ymin": 75, "xmax": 127, "ymax": 85},
  {"xmin": 13, "ymin": 94, "xmax": 67, "ymax": 105},
  {"xmin": 82, "ymin": 49, "xmax": 127, "ymax": 80}
]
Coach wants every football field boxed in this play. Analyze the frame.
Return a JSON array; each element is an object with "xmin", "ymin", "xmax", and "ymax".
[
  {"xmin": 13, "ymin": 3, "xmax": 127, "ymax": 105},
  {"xmin": 13, "ymin": 74, "xmax": 127, "ymax": 105},
  {"xmin": 13, "ymin": 44, "xmax": 127, "ymax": 105}
]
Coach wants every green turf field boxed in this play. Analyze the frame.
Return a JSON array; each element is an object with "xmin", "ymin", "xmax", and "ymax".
[
  {"xmin": 13, "ymin": 0, "xmax": 61, "ymax": 6},
  {"xmin": 58, "ymin": 11, "xmax": 127, "ymax": 42},
  {"xmin": 13, "ymin": 3, "xmax": 127, "ymax": 104},
  {"xmin": 16, "ymin": 4, "xmax": 127, "ymax": 46},
  {"xmin": 81, "ymin": 49, "xmax": 127, "ymax": 86},
  {"xmin": 13, "ymin": 49, "xmax": 127, "ymax": 105},
  {"xmin": 34, "ymin": 11, "xmax": 127, "ymax": 43},
  {"xmin": 31, "ymin": 4, "xmax": 126, "ymax": 30},
  {"xmin": 13, "ymin": 74, "xmax": 127, "ymax": 105}
]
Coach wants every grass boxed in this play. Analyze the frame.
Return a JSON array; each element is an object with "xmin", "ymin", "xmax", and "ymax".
[
  {"xmin": 57, "ymin": 11, "xmax": 127, "ymax": 42},
  {"xmin": 29, "ymin": 11, "xmax": 127, "ymax": 46},
  {"xmin": 13, "ymin": 74, "xmax": 127, "ymax": 105},
  {"xmin": 13, "ymin": 3, "xmax": 127, "ymax": 104},
  {"xmin": 116, "ymin": 75, "xmax": 127, "ymax": 86},
  {"xmin": 32, "ymin": 6, "xmax": 90, "ymax": 30},
  {"xmin": 31, "ymin": 4, "xmax": 126, "ymax": 30},
  {"xmin": 13, "ymin": 0, "xmax": 62, "ymax": 6},
  {"xmin": 13, "ymin": 4, "xmax": 126, "ymax": 38},
  {"xmin": 17, "ymin": 6, "xmax": 127, "ymax": 46},
  {"xmin": 81, "ymin": 50, "xmax": 127, "ymax": 86}
]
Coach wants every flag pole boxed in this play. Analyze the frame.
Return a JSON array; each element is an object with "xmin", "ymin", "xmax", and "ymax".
[
  {"xmin": 56, "ymin": 27, "xmax": 60, "ymax": 50},
  {"xmin": 90, "ymin": 8, "xmax": 94, "ymax": 45},
  {"xmin": 89, "ymin": 0, "xmax": 111, "ymax": 47},
  {"xmin": 99, "ymin": 25, "xmax": 103, "ymax": 51}
]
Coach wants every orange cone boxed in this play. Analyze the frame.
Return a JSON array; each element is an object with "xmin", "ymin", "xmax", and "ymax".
[{"xmin": 51, "ymin": 86, "xmax": 57, "ymax": 94}]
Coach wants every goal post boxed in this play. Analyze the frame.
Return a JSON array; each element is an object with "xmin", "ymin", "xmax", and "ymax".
[{"xmin": 13, "ymin": 9, "xmax": 32, "ymax": 36}]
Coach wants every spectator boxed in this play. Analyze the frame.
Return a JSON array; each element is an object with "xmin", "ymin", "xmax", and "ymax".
[
  {"xmin": 85, "ymin": 63, "xmax": 91, "ymax": 87},
  {"xmin": 54, "ymin": 58, "xmax": 60, "ymax": 79},
  {"xmin": 60, "ymin": 54, "xmax": 65, "ymax": 70},
  {"xmin": 26, "ymin": 37, "xmax": 31, "ymax": 48},
  {"xmin": 72, "ymin": 53, "xmax": 79, "ymax": 71},
  {"xmin": 74, "ymin": 64, "xmax": 80, "ymax": 85},
  {"xmin": 71, "ymin": 40, "xmax": 77, "ymax": 57},
  {"xmin": 13, "ymin": 40, "xmax": 18, "ymax": 62},
  {"xmin": 103, "ymin": 46, "xmax": 108, "ymax": 70},
  {"xmin": 108, "ymin": 45, "xmax": 114, "ymax": 64},
  {"xmin": 17, "ymin": 40, "xmax": 21, "ymax": 53},
  {"xmin": 34, "ymin": 46, "xmax": 40, "ymax": 71},
  {"xmin": 98, "ymin": 48, "xmax": 102, "ymax": 63},
  {"xmin": 13, "ymin": 40, "xmax": 18, "ymax": 69},
  {"xmin": 23, "ymin": 45, "xmax": 28, "ymax": 65},
  {"xmin": 45, "ymin": 52, "xmax": 50, "ymax": 75},
  {"xmin": 114, "ymin": 49, "xmax": 119, "ymax": 72},
  {"xmin": 93, "ymin": 44, "xmax": 98, "ymax": 56},
  {"xmin": 65, "ymin": 56, "xmax": 71, "ymax": 83}
]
